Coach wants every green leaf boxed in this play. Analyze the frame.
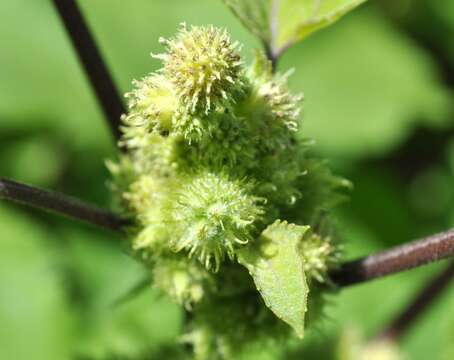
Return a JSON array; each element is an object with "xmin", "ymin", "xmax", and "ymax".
[
  {"xmin": 276, "ymin": 0, "xmax": 367, "ymax": 49},
  {"xmin": 222, "ymin": 0, "xmax": 271, "ymax": 44},
  {"xmin": 286, "ymin": 8, "xmax": 452, "ymax": 158},
  {"xmin": 238, "ymin": 220, "xmax": 309, "ymax": 338},
  {"xmin": 223, "ymin": 0, "xmax": 366, "ymax": 53}
]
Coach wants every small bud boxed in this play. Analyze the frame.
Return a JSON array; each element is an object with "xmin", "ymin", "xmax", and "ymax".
[
  {"xmin": 122, "ymin": 74, "xmax": 177, "ymax": 141},
  {"xmin": 259, "ymin": 71, "xmax": 303, "ymax": 131},
  {"xmin": 299, "ymin": 230, "xmax": 338, "ymax": 283},
  {"xmin": 249, "ymin": 52, "xmax": 303, "ymax": 132},
  {"xmin": 152, "ymin": 257, "xmax": 215, "ymax": 308},
  {"xmin": 154, "ymin": 24, "xmax": 244, "ymax": 115},
  {"xmin": 124, "ymin": 174, "xmax": 173, "ymax": 253}
]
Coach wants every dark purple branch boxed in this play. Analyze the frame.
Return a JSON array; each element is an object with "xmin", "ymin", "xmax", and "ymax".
[
  {"xmin": 264, "ymin": 0, "xmax": 280, "ymax": 72},
  {"xmin": 52, "ymin": 0, "xmax": 125, "ymax": 142},
  {"xmin": 0, "ymin": 177, "xmax": 129, "ymax": 232},
  {"xmin": 264, "ymin": 42, "xmax": 278, "ymax": 72},
  {"xmin": 377, "ymin": 260, "xmax": 454, "ymax": 341},
  {"xmin": 331, "ymin": 229, "xmax": 454, "ymax": 287},
  {"xmin": 3, "ymin": 177, "xmax": 454, "ymax": 286}
]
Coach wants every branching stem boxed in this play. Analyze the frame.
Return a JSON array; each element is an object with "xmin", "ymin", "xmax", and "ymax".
[
  {"xmin": 331, "ymin": 229, "xmax": 454, "ymax": 286},
  {"xmin": 0, "ymin": 177, "xmax": 130, "ymax": 232},
  {"xmin": 3, "ymin": 175, "xmax": 454, "ymax": 285},
  {"xmin": 264, "ymin": 43, "xmax": 279, "ymax": 72},
  {"xmin": 377, "ymin": 260, "xmax": 454, "ymax": 341},
  {"xmin": 52, "ymin": 0, "xmax": 125, "ymax": 142}
]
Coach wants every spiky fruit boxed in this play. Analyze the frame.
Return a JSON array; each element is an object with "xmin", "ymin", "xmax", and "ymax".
[
  {"xmin": 172, "ymin": 172, "xmax": 264, "ymax": 271},
  {"xmin": 121, "ymin": 74, "xmax": 177, "ymax": 149},
  {"xmin": 299, "ymin": 231, "xmax": 338, "ymax": 283},
  {"xmin": 256, "ymin": 71, "xmax": 303, "ymax": 131},
  {"xmin": 152, "ymin": 257, "xmax": 215, "ymax": 308},
  {"xmin": 154, "ymin": 23, "xmax": 244, "ymax": 115},
  {"xmin": 248, "ymin": 52, "xmax": 303, "ymax": 133}
]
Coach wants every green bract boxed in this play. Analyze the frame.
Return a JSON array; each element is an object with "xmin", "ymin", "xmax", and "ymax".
[{"xmin": 109, "ymin": 24, "xmax": 349, "ymax": 359}]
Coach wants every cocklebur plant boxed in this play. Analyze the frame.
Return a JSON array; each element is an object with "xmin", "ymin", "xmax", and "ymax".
[
  {"xmin": 3, "ymin": 1, "xmax": 453, "ymax": 359},
  {"xmin": 109, "ymin": 23, "xmax": 349, "ymax": 359}
]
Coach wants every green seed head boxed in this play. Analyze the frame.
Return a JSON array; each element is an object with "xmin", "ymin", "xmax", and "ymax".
[
  {"xmin": 125, "ymin": 174, "xmax": 173, "ymax": 254},
  {"xmin": 121, "ymin": 74, "xmax": 177, "ymax": 150},
  {"xmin": 248, "ymin": 51, "xmax": 303, "ymax": 133},
  {"xmin": 299, "ymin": 231, "xmax": 338, "ymax": 283},
  {"xmin": 172, "ymin": 172, "xmax": 264, "ymax": 271},
  {"xmin": 154, "ymin": 23, "xmax": 244, "ymax": 115},
  {"xmin": 153, "ymin": 257, "xmax": 215, "ymax": 308},
  {"xmin": 258, "ymin": 71, "xmax": 303, "ymax": 132}
]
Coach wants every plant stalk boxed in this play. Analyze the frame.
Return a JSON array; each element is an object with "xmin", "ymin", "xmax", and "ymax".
[
  {"xmin": 0, "ymin": 177, "xmax": 129, "ymax": 232},
  {"xmin": 377, "ymin": 260, "xmax": 454, "ymax": 341},
  {"xmin": 52, "ymin": 0, "xmax": 125, "ymax": 142},
  {"xmin": 331, "ymin": 229, "xmax": 454, "ymax": 286}
]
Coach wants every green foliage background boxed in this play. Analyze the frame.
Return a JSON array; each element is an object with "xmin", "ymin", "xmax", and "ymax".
[{"xmin": 0, "ymin": 0, "xmax": 453, "ymax": 359}]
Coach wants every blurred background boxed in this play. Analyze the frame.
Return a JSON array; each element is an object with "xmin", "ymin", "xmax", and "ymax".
[{"xmin": 0, "ymin": 0, "xmax": 453, "ymax": 359}]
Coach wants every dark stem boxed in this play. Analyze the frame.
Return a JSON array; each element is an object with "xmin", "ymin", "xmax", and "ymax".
[
  {"xmin": 265, "ymin": 0, "xmax": 280, "ymax": 72},
  {"xmin": 52, "ymin": 0, "xmax": 125, "ymax": 143},
  {"xmin": 3, "ymin": 177, "xmax": 454, "ymax": 286},
  {"xmin": 0, "ymin": 177, "xmax": 130, "ymax": 232},
  {"xmin": 264, "ymin": 43, "xmax": 279, "ymax": 72},
  {"xmin": 331, "ymin": 229, "xmax": 454, "ymax": 286},
  {"xmin": 377, "ymin": 260, "xmax": 454, "ymax": 341}
]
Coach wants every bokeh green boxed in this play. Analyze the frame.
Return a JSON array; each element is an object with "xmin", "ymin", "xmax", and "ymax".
[{"xmin": 1, "ymin": 0, "xmax": 453, "ymax": 359}]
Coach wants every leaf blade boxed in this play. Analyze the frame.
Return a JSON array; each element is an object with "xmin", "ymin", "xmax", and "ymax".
[
  {"xmin": 238, "ymin": 220, "xmax": 309, "ymax": 338},
  {"xmin": 223, "ymin": 0, "xmax": 367, "ymax": 54},
  {"xmin": 223, "ymin": 0, "xmax": 272, "ymax": 44},
  {"xmin": 278, "ymin": 0, "xmax": 367, "ymax": 48}
]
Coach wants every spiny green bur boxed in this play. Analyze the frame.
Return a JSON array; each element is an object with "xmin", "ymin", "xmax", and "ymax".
[{"xmin": 109, "ymin": 23, "xmax": 349, "ymax": 359}]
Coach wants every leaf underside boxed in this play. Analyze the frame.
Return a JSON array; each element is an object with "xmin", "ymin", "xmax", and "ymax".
[{"xmin": 238, "ymin": 220, "xmax": 309, "ymax": 338}]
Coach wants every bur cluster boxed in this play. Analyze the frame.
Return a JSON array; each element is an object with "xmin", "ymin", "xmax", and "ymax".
[{"xmin": 109, "ymin": 23, "xmax": 348, "ymax": 359}]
